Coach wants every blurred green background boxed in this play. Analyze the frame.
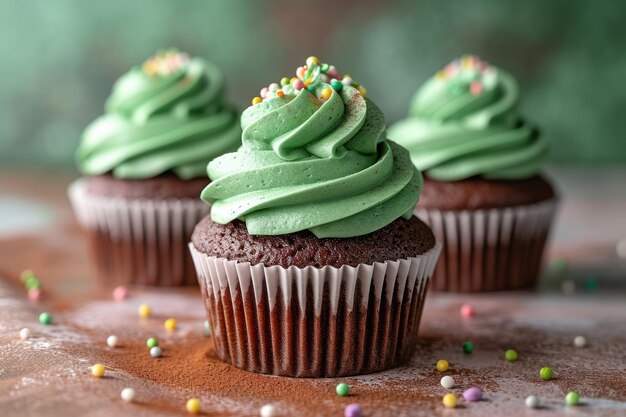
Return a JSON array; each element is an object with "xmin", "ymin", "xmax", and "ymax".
[{"xmin": 1, "ymin": 0, "xmax": 624, "ymax": 170}]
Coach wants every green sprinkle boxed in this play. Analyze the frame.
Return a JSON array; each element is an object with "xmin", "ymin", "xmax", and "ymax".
[
  {"xmin": 20, "ymin": 269, "xmax": 35, "ymax": 282},
  {"xmin": 39, "ymin": 312, "xmax": 52, "ymax": 325},
  {"xmin": 584, "ymin": 277, "xmax": 598, "ymax": 292},
  {"xmin": 565, "ymin": 391, "xmax": 580, "ymax": 406},
  {"xmin": 462, "ymin": 341, "xmax": 474, "ymax": 354},
  {"xmin": 25, "ymin": 276, "xmax": 40, "ymax": 290},
  {"xmin": 330, "ymin": 79, "xmax": 343, "ymax": 92},
  {"xmin": 280, "ymin": 77, "xmax": 290, "ymax": 86},
  {"xmin": 336, "ymin": 383, "xmax": 350, "ymax": 397},
  {"xmin": 320, "ymin": 63, "xmax": 330, "ymax": 73},
  {"xmin": 540, "ymin": 367, "xmax": 553, "ymax": 381},
  {"xmin": 505, "ymin": 349, "xmax": 518, "ymax": 362},
  {"xmin": 552, "ymin": 258, "xmax": 567, "ymax": 271},
  {"xmin": 307, "ymin": 84, "xmax": 316, "ymax": 92},
  {"xmin": 146, "ymin": 337, "xmax": 159, "ymax": 349}
]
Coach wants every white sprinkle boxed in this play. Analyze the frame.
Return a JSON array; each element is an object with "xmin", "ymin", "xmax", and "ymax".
[
  {"xmin": 561, "ymin": 279, "xmax": 576, "ymax": 294},
  {"xmin": 19, "ymin": 328, "xmax": 31, "ymax": 340},
  {"xmin": 268, "ymin": 83, "xmax": 280, "ymax": 92},
  {"xmin": 342, "ymin": 77, "xmax": 354, "ymax": 86},
  {"xmin": 525, "ymin": 395, "xmax": 539, "ymax": 409},
  {"xmin": 121, "ymin": 387, "xmax": 135, "ymax": 403},
  {"xmin": 260, "ymin": 403, "xmax": 278, "ymax": 417},
  {"xmin": 440, "ymin": 375, "xmax": 455, "ymax": 389},
  {"xmin": 150, "ymin": 346, "xmax": 162, "ymax": 358},
  {"xmin": 107, "ymin": 335, "xmax": 119, "ymax": 348},
  {"xmin": 574, "ymin": 335, "xmax": 587, "ymax": 348},
  {"xmin": 616, "ymin": 239, "xmax": 626, "ymax": 259}
]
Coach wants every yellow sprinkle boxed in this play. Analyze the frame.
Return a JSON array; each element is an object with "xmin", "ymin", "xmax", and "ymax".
[
  {"xmin": 252, "ymin": 97, "xmax": 262, "ymax": 106},
  {"xmin": 443, "ymin": 393, "xmax": 457, "ymax": 408},
  {"xmin": 164, "ymin": 318, "xmax": 177, "ymax": 332},
  {"xmin": 436, "ymin": 70, "xmax": 446, "ymax": 79},
  {"xmin": 276, "ymin": 90, "xmax": 285, "ymax": 97},
  {"xmin": 436, "ymin": 359, "xmax": 449, "ymax": 372},
  {"xmin": 343, "ymin": 74, "xmax": 352, "ymax": 79},
  {"xmin": 320, "ymin": 88, "xmax": 332, "ymax": 100},
  {"xmin": 357, "ymin": 85, "xmax": 367, "ymax": 98},
  {"xmin": 306, "ymin": 56, "xmax": 320, "ymax": 66},
  {"xmin": 138, "ymin": 304, "xmax": 152, "ymax": 319},
  {"xmin": 91, "ymin": 363, "xmax": 105, "ymax": 378},
  {"xmin": 290, "ymin": 77, "xmax": 298, "ymax": 83},
  {"xmin": 186, "ymin": 398, "xmax": 202, "ymax": 414}
]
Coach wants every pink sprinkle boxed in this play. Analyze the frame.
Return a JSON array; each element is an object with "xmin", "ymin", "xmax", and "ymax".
[
  {"xmin": 260, "ymin": 87, "xmax": 269, "ymax": 99},
  {"xmin": 470, "ymin": 81, "xmax": 483, "ymax": 95},
  {"xmin": 326, "ymin": 65, "xmax": 340, "ymax": 80},
  {"xmin": 28, "ymin": 288, "xmax": 42, "ymax": 301},
  {"xmin": 460, "ymin": 304, "xmax": 475, "ymax": 318},
  {"xmin": 292, "ymin": 79, "xmax": 304, "ymax": 91},
  {"xmin": 112, "ymin": 286, "xmax": 128, "ymax": 301},
  {"xmin": 463, "ymin": 387, "xmax": 483, "ymax": 402}
]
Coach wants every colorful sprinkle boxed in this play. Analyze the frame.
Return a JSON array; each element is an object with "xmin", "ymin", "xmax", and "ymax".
[
  {"xmin": 307, "ymin": 84, "xmax": 316, "ymax": 92},
  {"xmin": 276, "ymin": 90, "xmax": 285, "ymax": 98},
  {"xmin": 540, "ymin": 367, "xmax": 553, "ymax": 381},
  {"xmin": 336, "ymin": 382, "xmax": 350, "ymax": 397},
  {"xmin": 107, "ymin": 335, "xmax": 119, "ymax": 348},
  {"xmin": 462, "ymin": 341, "xmax": 474, "ymax": 353},
  {"xmin": 320, "ymin": 63, "xmax": 330, "ymax": 73},
  {"xmin": 150, "ymin": 346, "xmax": 163, "ymax": 358},
  {"xmin": 252, "ymin": 97, "xmax": 263, "ymax": 106},
  {"xmin": 470, "ymin": 81, "xmax": 483, "ymax": 95},
  {"xmin": 436, "ymin": 359, "xmax": 449, "ymax": 372},
  {"xmin": 260, "ymin": 404, "xmax": 278, "ymax": 417},
  {"xmin": 268, "ymin": 83, "xmax": 280, "ymax": 92},
  {"xmin": 460, "ymin": 303, "xmax": 475, "ymax": 317},
  {"xmin": 19, "ymin": 328, "xmax": 31, "ymax": 340},
  {"xmin": 121, "ymin": 387, "xmax": 136, "ymax": 403},
  {"xmin": 344, "ymin": 403, "xmax": 362, "ymax": 417},
  {"xmin": 28, "ymin": 288, "xmax": 42, "ymax": 301},
  {"xmin": 291, "ymin": 79, "xmax": 304, "ymax": 91},
  {"xmin": 306, "ymin": 56, "xmax": 320, "ymax": 67},
  {"xmin": 142, "ymin": 49, "xmax": 190, "ymax": 77},
  {"xmin": 25, "ymin": 276, "xmax": 40, "ymax": 291},
  {"xmin": 112, "ymin": 286, "xmax": 128, "ymax": 301},
  {"xmin": 442, "ymin": 393, "xmax": 457, "ymax": 408},
  {"xmin": 321, "ymin": 87, "xmax": 332, "ymax": 100},
  {"xmin": 146, "ymin": 337, "xmax": 159, "ymax": 349},
  {"xmin": 565, "ymin": 391, "xmax": 580, "ymax": 406},
  {"xmin": 260, "ymin": 87, "xmax": 269, "ymax": 99},
  {"xmin": 357, "ymin": 85, "xmax": 367, "ymax": 98},
  {"xmin": 326, "ymin": 65, "xmax": 340, "ymax": 79},
  {"xmin": 463, "ymin": 387, "xmax": 483, "ymax": 402},
  {"xmin": 574, "ymin": 335, "xmax": 586, "ymax": 347},
  {"xmin": 186, "ymin": 398, "xmax": 202, "ymax": 414},
  {"xmin": 164, "ymin": 318, "xmax": 177, "ymax": 332},
  {"xmin": 505, "ymin": 349, "xmax": 518, "ymax": 362},
  {"xmin": 342, "ymin": 77, "xmax": 354, "ymax": 86},
  {"xmin": 525, "ymin": 395, "xmax": 539, "ymax": 409},
  {"xmin": 39, "ymin": 312, "xmax": 52, "ymax": 325},
  {"xmin": 440, "ymin": 376, "xmax": 455, "ymax": 389},
  {"xmin": 330, "ymin": 78, "xmax": 343, "ymax": 92},
  {"xmin": 20, "ymin": 269, "xmax": 34, "ymax": 282},
  {"xmin": 91, "ymin": 363, "xmax": 105, "ymax": 378},
  {"xmin": 280, "ymin": 77, "xmax": 290, "ymax": 86},
  {"xmin": 138, "ymin": 304, "xmax": 151, "ymax": 318}
]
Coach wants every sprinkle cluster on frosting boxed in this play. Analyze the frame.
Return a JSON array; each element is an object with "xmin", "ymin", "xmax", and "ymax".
[
  {"xmin": 435, "ymin": 55, "xmax": 498, "ymax": 97},
  {"xmin": 251, "ymin": 56, "xmax": 367, "ymax": 105},
  {"xmin": 141, "ymin": 49, "xmax": 191, "ymax": 77}
]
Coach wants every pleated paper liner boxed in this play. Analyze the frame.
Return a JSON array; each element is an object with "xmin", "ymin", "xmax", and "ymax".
[
  {"xmin": 189, "ymin": 242, "xmax": 442, "ymax": 377},
  {"xmin": 415, "ymin": 199, "xmax": 557, "ymax": 292},
  {"xmin": 68, "ymin": 179, "xmax": 209, "ymax": 286}
]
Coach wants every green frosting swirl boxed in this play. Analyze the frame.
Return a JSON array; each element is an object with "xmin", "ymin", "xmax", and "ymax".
[
  {"xmin": 202, "ymin": 76, "xmax": 422, "ymax": 238},
  {"xmin": 388, "ymin": 56, "xmax": 548, "ymax": 181},
  {"xmin": 76, "ymin": 51, "xmax": 241, "ymax": 179}
]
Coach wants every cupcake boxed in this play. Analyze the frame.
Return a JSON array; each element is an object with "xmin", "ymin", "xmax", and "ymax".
[
  {"xmin": 189, "ymin": 57, "xmax": 441, "ymax": 377},
  {"xmin": 69, "ymin": 50, "xmax": 241, "ymax": 286},
  {"xmin": 388, "ymin": 55, "xmax": 557, "ymax": 292}
]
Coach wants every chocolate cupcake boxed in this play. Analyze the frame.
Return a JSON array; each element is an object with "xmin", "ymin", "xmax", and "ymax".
[
  {"xmin": 388, "ymin": 55, "xmax": 558, "ymax": 292},
  {"xmin": 189, "ymin": 57, "xmax": 441, "ymax": 377},
  {"xmin": 69, "ymin": 50, "xmax": 241, "ymax": 286}
]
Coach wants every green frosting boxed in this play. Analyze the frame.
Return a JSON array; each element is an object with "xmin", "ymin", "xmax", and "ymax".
[
  {"xmin": 76, "ymin": 51, "xmax": 241, "ymax": 179},
  {"xmin": 202, "ymin": 58, "xmax": 422, "ymax": 238},
  {"xmin": 388, "ymin": 56, "xmax": 548, "ymax": 181}
]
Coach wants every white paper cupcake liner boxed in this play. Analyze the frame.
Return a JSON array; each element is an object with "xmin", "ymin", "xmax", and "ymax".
[
  {"xmin": 68, "ymin": 179, "xmax": 209, "ymax": 286},
  {"xmin": 415, "ymin": 199, "xmax": 557, "ymax": 292},
  {"xmin": 189, "ymin": 241, "xmax": 442, "ymax": 377}
]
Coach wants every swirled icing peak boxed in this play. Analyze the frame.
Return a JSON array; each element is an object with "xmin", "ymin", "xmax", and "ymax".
[
  {"xmin": 76, "ymin": 49, "xmax": 241, "ymax": 180},
  {"xmin": 388, "ymin": 55, "xmax": 548, "ymax": 181},
  {"xmin": 201, "ymin": 57, "xmax": 422, "ymax": 238}
]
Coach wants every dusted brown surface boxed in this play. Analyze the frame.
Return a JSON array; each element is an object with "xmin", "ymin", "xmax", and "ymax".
[
  {"xmin": 192, "ymin": 216, "xmax": 436, "ymax": 268},
  {"xmin": 417, "ymin": 174, "xmax": 556, "ymax": 211},
  {"xmin": 1, "ymin": 168, "xmax": 626, "ymax": 417},
  {"xmin": 84, "ymin": 173, "xmax": 208, "ymax": 200}
]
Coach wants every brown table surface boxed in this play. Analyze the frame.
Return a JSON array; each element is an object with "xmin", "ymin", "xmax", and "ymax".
[{"xmin": 1, "ymin": 167, "xmax": 625, "ymax": 417}]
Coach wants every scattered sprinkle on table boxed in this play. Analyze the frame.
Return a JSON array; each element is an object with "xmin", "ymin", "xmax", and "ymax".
[
  {"xmin": 460, "ymin": 304, "xmax": 475, "ymax": 318},
  {"xmin": 336, "ymin": 382, "xmax": 350, "ymax": 397},
  {"xmin": 121, "ymin": 387, "xmax": 135, "ymax": 403},
  {"xmin": 565, "ymin": 391, "xmax": 580, "ymax": 406},
  {"xmin": 260, "ymin": 404, "xmax": 278, "ymax": 417},
  {"xmin": 25, "ymin": 275, "xmax": 41, "ymax": 291},
  {"xmin": 463, "ymin": 387, "xmax": 483, "ymax": 402},
  {"xmin": 186, "ymin": 398, "xmax": 201, "ymax": 414},
  {"xmin": 28, "ymin": 288, "xmax": 42, "ymax": 301},
  {"xmin": 525, "ymin": 395, "xmax": 539, "ymax": 408},
  {"xmin": 107, "ymin": 335, "xmax": 119, "ymax": 348},
  {"xmin": 113, "ymin": 286, "xmax": 128, "ymax": 301},
  {"xmin": 91, "ymin": 364, "xmax": 105, "ymax": 378},
  {"xmin": 146, "ymin": 337, "xmax": 159, "ymax": 348},
  {"xmin": 440, "ymin": 376, "xmax": 455, "ymax": 389},
  {"xmin": 462, "ymin": 341, "xmax": 474, "ymax": 353},
  {"xmin": 574, "ymin": 335, "xmax": 586, "ymax": 347},
  {"xmin": 164, "ymin": 318, "xmax": 177, "ymax": 332},
  {"xmin": 540, "ymin": 367, "xmax": 553, "ymax": 381},
  {"xmin": 442, "ymin": 393, "xmax": 457, "ymax": 408},
  {"xmin": 436, "ymin": 359, "xmax": 449, "ymax": 372},
  {"xmin": 138, "ymin": 304, "xmax": 151, "ymax": 318},
  {"xmin": 39, "ymin": 312, "xmax": 52, "ymax": 325},
  {"xmin": 505, "ymin": 349, "xmax": 518, "ymax": 361},
  {"xmin": 150, "ymin": 346, "xmax": 162, "ymax": 358},
  {"xmin": 344, "ymin": 403, "xmax": 362, "ymax": 417},
  {"xmin": 19, "ymin": 328, "xmax": 31, "ymax": 340}
]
